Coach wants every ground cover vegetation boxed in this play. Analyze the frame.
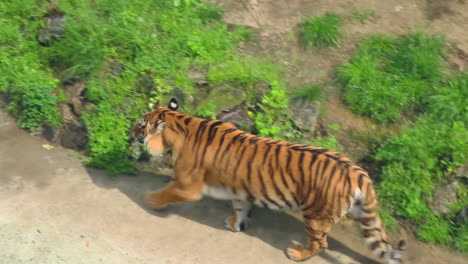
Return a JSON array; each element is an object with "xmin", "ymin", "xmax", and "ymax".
[
  {"xmin": 1, "ymin": 0, "xmax": 466, "ymax": 253},
  {"xmin": 338, "ymin": 31, "xmax": 468, "ymax": 251}
]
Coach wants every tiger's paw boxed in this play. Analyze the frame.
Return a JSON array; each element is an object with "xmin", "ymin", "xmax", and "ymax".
[
  {"xmin": 286, "ymin": 243, "xmax": 313, "ymax": 262},
  {"xmin": 146, "ymin": 192, "xmax": 168, "ymax": 210},
  {"xmin": 224, "ymin": 216, "xmax": 248, "ymax": 232}
]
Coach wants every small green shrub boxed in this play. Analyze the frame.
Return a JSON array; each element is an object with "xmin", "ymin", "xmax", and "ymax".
[
  {"xmin": 338, "ymin": 32, "xmax": 447, "ymax": 123},
  {"xmin": 299, "ymin": 12, "xmax": 343, "ymax": 48},
  {"xmin": 309, "ymin": 135, "xmax": 343, "ymax": 153},
  {"xmin": 417, "ymin": 215, "xmax": 451, "ymax": 244},
  {"xmin": 428, "ymin": 72, "xmax": 468, "ymax": 125},
  {"xmin": 82, "ymin": 108, "xmax": 136, "ymax": 175},
  {"xmin": 454, "ymin": 224, "xmax": 468, "ymax": 252},
  {"xmin": 291, "ymin": 84, "xmax": 324, "ymax": 102}
]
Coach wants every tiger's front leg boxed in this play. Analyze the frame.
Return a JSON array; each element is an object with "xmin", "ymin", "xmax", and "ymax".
[
  {"xmin": 146, "ymin": 181, "xmax": 203, "ymax": 210},
  {"xmin": 225, "ymin": 199, "xmax": 252, "ymax": 232}
]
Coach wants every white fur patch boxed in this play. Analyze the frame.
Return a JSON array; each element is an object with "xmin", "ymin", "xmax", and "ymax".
[{"xmin": 202, "ymin": 185, "xmax": 244, "ymax": 200}]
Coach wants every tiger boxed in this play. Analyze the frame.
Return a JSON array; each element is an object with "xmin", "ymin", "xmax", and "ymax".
[{"xmin": 134, "ymin": 98, "xmax": 406, "ymax": 264}]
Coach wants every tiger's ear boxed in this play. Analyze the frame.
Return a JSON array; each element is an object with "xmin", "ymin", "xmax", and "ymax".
[{"xmin": 168, "ymin": 98, "xmax": 179, "ymax": 111}]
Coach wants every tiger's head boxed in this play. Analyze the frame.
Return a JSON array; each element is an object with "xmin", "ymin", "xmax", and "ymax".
[{"xmin": 133, "ymin": 98, "xmax": 179, "ymax": 156}]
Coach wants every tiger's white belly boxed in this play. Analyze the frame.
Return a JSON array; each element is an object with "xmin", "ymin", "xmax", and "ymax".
[
  {"xmin": 201, "ymin": 185, "xmax": 299, "ymax": 211},
  {"xmin": 202, "ymin": 185, "xmax": 245, "ymax": 200}
]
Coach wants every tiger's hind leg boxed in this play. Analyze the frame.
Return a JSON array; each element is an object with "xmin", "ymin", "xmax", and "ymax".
[
  {"xmin": 225, "ymin": 199, "xmax": 252, "ymax": 232},
  {"xmin": 286, "ymin": 218, "xmax": 334, "ymax": 261}
]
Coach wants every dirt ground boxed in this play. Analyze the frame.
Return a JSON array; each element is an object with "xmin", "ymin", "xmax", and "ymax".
[
  {"xmin": 1, "ymin": 107, "xmax": 467, "ymax": 264},
  {"xmin": 209, "ymin": 0, "xmax": 468, "ymax": 157}
]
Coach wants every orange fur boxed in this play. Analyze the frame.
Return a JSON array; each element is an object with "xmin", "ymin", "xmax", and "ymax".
[{"xmin": 134, "ymin": 100, "xmax": 406, "ymax": 264}]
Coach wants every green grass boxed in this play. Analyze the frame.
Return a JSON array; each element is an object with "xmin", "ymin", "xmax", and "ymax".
[
  {"xmin": 291, "ymin": 84, "xmax": 324, "ymax": 102},
  {"xmin": 0, "ymin": 0, "xmax": 292, "ymax": 174},
  {"xmin": 299, "ymin": 12, "xmax": 343, "ymax": 48},
  {"xmin": 350, "ymin": 9, "xmax": 376, "ymax": 24},
  {"xmin": 338, "ymin": 32, "xmax": 446, "ymax": 123}
]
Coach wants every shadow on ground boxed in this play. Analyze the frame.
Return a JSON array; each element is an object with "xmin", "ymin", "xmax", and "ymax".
[{"xmin": 86, "ymin": 167, "xmax": 379, "ymax": 264}]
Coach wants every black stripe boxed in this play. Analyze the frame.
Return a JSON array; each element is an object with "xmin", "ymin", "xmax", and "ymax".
[
  {"xmin": 197, "ymin": 121, "xmax": 223, "ymax": 167},
  {"xmin": 263, "ymin": 144, "xmax": 272, "ymax": 164},
  {"xmin": 212, "ymin": 130, "xmax": 230, "ymax": 165},
  {"xmin": 242, "ymin": 181, "xmax": 255, "ymax": 203},
  {"xmin": 298, "ymin": 152, "xmax": 305, "ymax": 185},
  {"xmin": 258, "ymin": 168, "xmax": 282, "ymax": 209},
  {"xmin": 184, "ymin": 117, "xmax": 192, "ymax": 125},
  {"xmin": 176, "ymin": 123, "xmax": 187, "ymax": 135},
  {"xmin": 247, "ymin": 144, "xmax": 258, "ymax": 185},
  {"xmin": 370, "ymin": 241, "xmax": 380, "ymax": 251},
  {"xmin": 271, "ymin": 174, "xmax": 293, "ymax": 208},
  {"xmin": 232, "ymin": 145, "xmax": 248, "ymax": 182},
  {"xmin": 192, "ymin": 120, "xmax": 210, "ymax": 151}
]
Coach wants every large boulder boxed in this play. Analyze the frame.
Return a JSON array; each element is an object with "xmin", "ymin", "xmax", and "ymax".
[
  {"xmin": 431, "ymin": 180, "xmax": 459, "ymax": 215},
  {"xmin": 288, "ymin": 100, "xmax": 320, "ymax": 133},
  {"xmin": 456, "ymin": 163, "xmax": 468, "ymax": 180},
  {"xmin": 63, "ymin": 82, "xmax": 86, "ymax": 115},
  {"xmin": 218, "ymin": 106, "xmax": 254, "ymax": 132},
  {"xmin": 38, "ymin": 8, "xmax": 66, "ymax": 46},
  {"xmin": 201, "ymin": 84, "xmax": 247, "ymax": 113}
]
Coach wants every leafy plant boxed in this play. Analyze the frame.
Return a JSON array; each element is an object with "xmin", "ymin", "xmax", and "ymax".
[
  {"xmin": 298, "ymin": 12, "xmax": 343, "ymax": 48},
  {"xmin": 197, "ymin": 102, "xmax": 217, "ymax": 119},
  {"xmin": 338, "ymin": 32, "xmax": 447, "ymax": 123},
  {"xmin": 309, "ymin": 134, "xmax": 343, "ymax": 153},
  {"xmin": 291, "ymin": 84, "xmax": 324, "ymax": 102}
]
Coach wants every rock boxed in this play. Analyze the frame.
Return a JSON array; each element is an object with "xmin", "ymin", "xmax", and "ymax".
[
  {"xmin": 454, "ymin": 207, "xmax": 468, "ymax": 227},
  {"xmin": 110, "ymin": 62, "xmax": 126, "ymax": 77},
  {"xmin": 203, "ymin": 84, "xmax": 247, "ymax": 112},
  {"xmin": 135, "ymin": 153, "xmax": 173, "ymax": 177},
  {"xmin": 63, "ymin": 83, "xmax": 86, "ymax": 115},
  {"xmin": 456, "ymin": 163, "xmax": 468, "ymax": 179},
  {"xmin": 136, "ymin": 74, "xmax": 156, "ymax": 97},
  {"xmin": 59, "ymin": 103, "xmax": 76, "ymax": 124},
  {"xmin": 252, "ymin": 80, "xmax": 270, "ymax": 103},
  {"xmin": 42, "ymin": 124, "xmax": 61, "ymax": 143},
  {"xmin": 37, "ymin": 10, "xmax": 66, "ymax": 46},
  {"xmin": 289, "ymin": 100, "xmax": 320, "ymax": 133},
  {"xmin": 431, "ymin": 181, "xmax": 459, "ymax": 215},
  {"xmin": 188, "ymin": 69, "xmax": 208, "ymax": 85},
  {"xmin": 218, "ymin": 106, "xmax": 254, "ymax": 132},
  {"xmin": 61, "ymin": 122, "xmax": 87, "ymax": 150}
]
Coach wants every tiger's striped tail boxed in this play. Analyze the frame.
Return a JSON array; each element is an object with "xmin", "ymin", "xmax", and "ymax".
[{"xmin": 349, "ymin": 179, "xmax": 406, "ymax": 264}]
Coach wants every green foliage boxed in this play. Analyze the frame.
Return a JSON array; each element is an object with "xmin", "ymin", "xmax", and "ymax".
[
  {"xmin": 197, "ymin": 102, "xmax": 217, "ymax": 119},
  {"xmin": 291, "ymin": 84, "xmax": 324, "ymax": 102},
  {"xmin": 378, "ymin": 207, "xmax": 398, "ymax": 232},
  {"xmin": 82, "ymin": 107, "xmax": 136, "ymax": 175},
  {"xmin": 1, "ymin": 0, "xmax": 258, "ymax": 174},
  {"xmin": 454, "ymin": 224, "xmax": 468, "ymax": 252},
  {"xmin": 428, "ymin": 72, "xmax": 468, "ymax": 125},
  {"xmin": 207, "ymin": 57, "xmax": 295, "ymax": 139},
  {"xmin": 299, "ymin": 12, "xmax": 343, "ymax": 48},
  {"xmin": 376, "ymin": 116, "xmax": 468, "ymax": 246},
  {"xmin": 254, "ymin": 80, "xmax": 293, "ymax": 139},
  {"xmin": 208, "ymin": 57, "xmax": 281, "ymax": 86},
  {"xmin": 417, "ymin": 215, "xmax": 451, "ymax": 244},
  {"xmin": 0, "ymin": 3, "xmax": 61, "ymax": 130},
  {"xmin": 309, "ymin": 135, "xmax": 343, "ymax": 153},
  {"xmin": 338, "ymin": 32, "xmax": 447, "ymax": 123}
]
